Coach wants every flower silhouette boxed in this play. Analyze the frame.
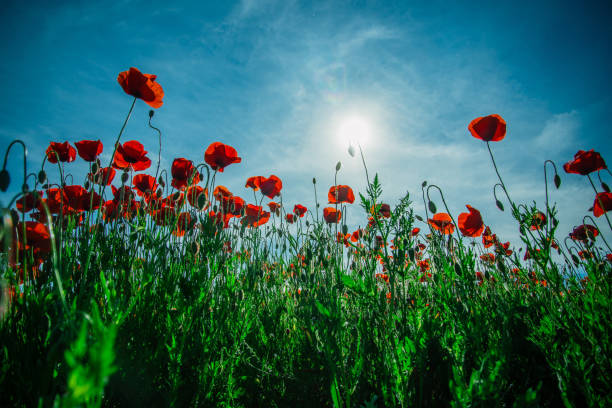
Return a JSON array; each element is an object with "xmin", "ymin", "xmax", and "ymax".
[
  {"xmin": 205, "ymin": 142, "xmax": 241, "ymax": 172},
  {"xmin": 117, "ymin": 67, "xmax": 164, "ymax": 108},
  {"xmin": 468, "ymin": 114, "xmax": 506, "ymax": 142}
]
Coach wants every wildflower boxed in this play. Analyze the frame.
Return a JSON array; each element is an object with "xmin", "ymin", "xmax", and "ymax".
[
  {"xmin": 75, "ymin": 140, "xmax": 103, "ymax": 162},
  {"xmin": 286, "ymin": 213, "xmax": 295, "ymax": 224},
  {"xmin": 411, "ymin": 227, "xmax": 420, "ymax": 236},
  {"xmin": 113, "ymin": 141, "xmax": 151, "ymax": 171},
  {"xmin": 480, "ymin": 253, "xmax": 496, "ymax": 263},
  {"xmin": 268, "ymin": 201, "xmax": 281, "ymax": 215},
  {"xmin": 89, "ymin": 167, "xmax": 116, "ymax": 186},
  {"xmin": 16, "ymin": 191, "xmax": 42, "ymax": 213},
  {"xmin": 242, "ymin": 204, "xmax": 270, "ymax": 227},
  {"xmin": 351, "ymin": 229, "xmax": 364, "ymax": 242},
  {"xmin": 529, "ymin": 211, "xmax": 547, "ymax": 230},
  {"xmin": 371, "ymin": 203, "xmax": 391, "ymax": 218},
  {"xmin": 569, "ymin": 224, "xmax": 599, "ymax": 241},
  {"xmin": 213, "ymin": 185, "xmax": 232, "ymax": 200},
  {"xmin": 468, "ymin": 114, "xmax": 506, "ymax": 142},
  {"xmin": 46, "ymin": 142, "xmax": 76, "ymax": 163},
  {"xmin": 260, "ymin": 175, "xmax": 282, "ymax": 198},
  {"xmin": 245, "ymin": 176, "xmax": 265, "ymax": 190},
  {"xmin": 293, "ymin": 204, "xmax": 307, "ymax": 217},
  {"xmin": 117, "ymin": 67, "xmax": 164, "ymax": 108},
  {"xmin": 328, "ymin": 185, "xmax": 355, "ymax": 204},
  {"xmin": 204, "ymin": 142, "xmax": 241, "ymax": 172},
  {"xmin": 375, "ymin": 273, "xmax": 390, "ymax": 284},
  {"xmin": 186, "ymin": 186, "xmax": 207, "ymax": 209},
  {"xmin": 593, "ymin": 192, "xmax": 612, "ymax": 217},
  {"xmin": 323, "ymin": 207, "xmax": 341, "ymax": 223},
  {"xmin": 132, "ymin": 174, "xmax": 157, "ymax": 197},
  {"xmin": 482, "ymin": 226, "xmax": 497, "ymax": 248},
  {"xmin": 457, "ymin": 205, "xmax": 484, "ymax": 237},
  {"xmin": 563, "ymin": 149, "xmax": 607, "ymax": 175},
  {"xmin": 173, "ymin": 212, "xmax": 192, "ymax": 237},
  {"xmin": 171, "ymin": 158, "xmax": 200, "ymax": 190},
  {"xmin": 428, "ymin": 213, "xmax": 454, "ymax": 234}
]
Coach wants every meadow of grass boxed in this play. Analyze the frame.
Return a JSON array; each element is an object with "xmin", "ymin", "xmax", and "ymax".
[{"xmin": 0, "ymin": 67, "xmax": 610, "ymax": 407}]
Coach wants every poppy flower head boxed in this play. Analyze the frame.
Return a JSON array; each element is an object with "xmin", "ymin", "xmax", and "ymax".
[
  {"xmin": 428, "ymin": 213, "xmax": 455, "ymax": 234},
  {"xmin": 89, "ymin": 167, "xmax": 116, "ymax": 186},
  {"xmin": 46, "ymin": 142, "xmax": 76, "ymax": 163},
  {"xmin": 75, "ymin": 140, "xmax": 103, "ymax": 162},
  {"xmin": 187, "ymin": 186, "xmax": 208, "ymax": 209},
  {"xmin": 132, "ymin": 174, "xmax": 158, "ymax": 197},
  {"xmin": 260, "ymin": 175, "xmax": 282, "ymax": 199},
  {"xmin": 17, "ymin": 221, "xmax": 52, "ymax": 255},
  {"xmin": 16, "ymin": 191, "xmax": 42, "ymax": 213},
  {"xmin": 113, "ymin": 141, "xmax": 151, "ymax": 171},
  {"xmin": 173, "ymin": 212, "xmax": 192, "ymax": 237},
  {"xmin": 242, "ymin": 204, "xmax": 270, "ymax": 227},
  {"xmin": 468, "ymin": 114, "xmax": 506, "ymax": 142},
  {"xmin": 245, "ymin": 176, "xmax": 265, "ymax": 190},
  {"xmin": 529, "ymin": 211, "xmax": 547, "ymax": 230},
  {"xmin": 569, "ymin": 224, "xmax": 599, "ymax": 241},
  {"xmin": 371, "ymin": 203, "xmax": 391, "ymax": 218},
  {"xmin": 286, "ymin": 213, "xmax": 295, "ymax": 224},
  {"xmin": 117, "ymin": 67, "xmax": 164, "ymax": 108},
  {"xmin": 213, "ymin": 185, "xmax": 233, "ymax": 201},
  {"xmin": 563, "ymin": 150, "xmax": 607, "ymax": 175},
  {"xmin": 268, "ymin": 201, "xmax": 281, "ymax": 215},
  {"xmin": 293, "ymin": 204, "xmax": 307, "ymax": 217},
  {"xmin": 221, "ymin": 195, "xmax": 245, "ymax": 216},
  {"xmin": 411, "ymin": 227, "xmax": 420, "ymax": 236},
  {"xmin": 171, "ymin": 158, "xmax": 200, "ymax": 190},
  {"xmin": 593, "ymin": 192, "xmax": 612, "ymax": 217},
  {"xmin": 323, "ymin": 207, "xmax": 342, "ymax": 223},
  {"xmin": 204, "ymin": 142, "xmax": 241, "ymax": 172},
  {"xmin": 328, "ymin": 185, "xmax": 355, "ymax": 204},
  {"xmin": 457, "ymin": 205, "xmax": 484, "ymax": 237}
]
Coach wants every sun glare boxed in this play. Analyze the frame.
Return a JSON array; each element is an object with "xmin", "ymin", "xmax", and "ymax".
[{"xmin": 337, "ymin": 115, "xmax": 371, "ymax": 148}]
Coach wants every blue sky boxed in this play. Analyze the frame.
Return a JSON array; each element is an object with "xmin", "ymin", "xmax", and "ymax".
[{"xmin": 1, "ymin": 0, "xmax": 611, "ymax": 251}]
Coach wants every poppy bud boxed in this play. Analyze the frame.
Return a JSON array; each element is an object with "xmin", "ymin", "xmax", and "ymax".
[
  {"xmin": 22, "ymin": 183, "xmax": 29, "ymax": 193},
  {"xmin": 571, "ymin": 254, "xmax": 580, "ymax": 265},
  {"xmin": 84, "ymin": 181, "xmax": 90, "ymax": 190},
  {"xmin": 10, "ymin": 209, "xmax": 19, "ymax": 226},
  {"xmin": 335, "ymin": 161, "xmax": 341, "ymax": 171},
  {"xmin": 197, "ymin": 194, "xmax": 207, "ymax": 210},
  {"xmin": 149, "ymin": 110, "xmax": 155, "ymax": 118},
  {"xmin": 121, "ymin": 171, "xmax": 129, "ymax": 184},
  {"xmin": 212, "ymin": 205, "xmax": 218, "ymax": 213},
  {"xmin": 312, "ymin": 177, "xmax": 316, "ymax": 184},
  {"xmin": 602, "ymin": 182, "xmax": 610, "ymax": 193},
  {"xmin": 415, "ymin": 214, "xmax": 423, "ymax": 222},
  {"xmin": 305, "ymin": 220, "xmax": 309, "ymax": 227},
  {"xmin": 156, "ymin": 188, "xmax": 163, "ymax": 198},
  {"xmin": 554, "ymin": 174, "xmax": 561, "ymax": 189},
  {"xmin": 348, "ymin": 144, "xmax": 355, "ymax": 157},
  {"xmin": 495, "ymin": 200, "xmax": 504, "ymax": 211},
  {"xmin": 158, "ymin": 176, "xmax": 165, "ymax": 188},
  {"xmin": 172, "ymin": 192, "xmax": 181, "ymax": 201},
  {"xmin": 91, "ymin": 162, "xmax": 99, "ymax": 175},
  {"xmin": 342, "ymin": 224, "xmax": 348, "ymax": 235},
  {"xmin": 37, "ymin": 170, "xmax": 47, "ymax": 184},
  {"xmin": 199, "ymin": 172, "xmax": 204, "ymax": 181},
  {"xmin": 422, "ymin": 181, "xmax": 427, "ymax": 188},
  {"xmin": 0, "ymin": 169, "xmax": 10, "ymax": 192},
  {"xmin": 428, "ymin": 201, "xmax": 437, "ymax": 213}
]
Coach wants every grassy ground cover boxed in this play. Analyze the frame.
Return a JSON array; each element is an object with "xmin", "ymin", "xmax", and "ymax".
[{"xmin": 0, "ymin": 67, "xmax": 610, "ymax": 407}]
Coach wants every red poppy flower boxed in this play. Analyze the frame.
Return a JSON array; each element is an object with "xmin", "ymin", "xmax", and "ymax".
[
  {"xmin": 111, "ymin": 185, "xmax": 136, "ymax": 205},
  {"xmin": 371, "ymin": 203, "xmax": 391, "ymax": 218},
  {"xmin": 17, "ymin": 221, "xmax": 51, "ymax": 255},
  {"xmin": 46, "ymin": 142, "xmax": 76, "ymax": 163},
  {"xmin": 173, "ymin": 212, "xmax": 192, "ymax": 237},
  {"xmin": 242, "ymin": 204, "xmax": 270, "ymax": 227},
  {"xmin": 245, "ymin": 176, "xmax": 265, "ymax": 190},
  {"xmin": 569, "ymin": 224, "xmax": 599, "ymax": 241},
  {"xmin": 529, "ymin": 211, "xmax": 547, "ymax": 230},
  {"xmin": 337, "ymin": 232, "xmax": 350, "ymax": 246},
  {"xmin": 152, "ymin": 206, "xmax": 176, "ymax": 226},
  {"xmin": 457, "ymin": 205, "xmax": 484, "ymax": 237},
  {"xmin": 593, "ymin": 192, "xmax": 612, "ymax": 217},
  {"xmin": 351, "ymin": 229, "xmax": 364, "ymax": 242},
  {"xmin": 132, "ymin": 174, "xmax": 157, "ymax": 197},
  {"xmin": 293, "ymin": 204, "xmax": 307, "ymax": 217},
  {"xmin": 204, "ymin": 142, "xmax": 241, "ymax": 172},
  {"xmin": 495, "ymin": 241, "xmax": 513, "ymax": 256},
  {"xmin": 113, "ymin": 141, "xmax": 151, "ymax": 171},
  {"xmin": 117, "ymin": 67, "xmax": 164, "ymax": 108},
  {"xmin": 411, "ymin": 227, "xmax": 420, "ymax": 236},
  {"xmin": 171, "ymin": 158, "xmax": 200, "ymax": 190},
  {"xmin": 428, "ymin": 213, "xmax": 455, "ymax": 234},
  {"xmin": 480, "ymin": 253, "xmax": 496, "ymax": 263},
  {"xmin": 607, "ymin": 254, "xmax": 612, "ymax": 263},
  {"xmin": 328, "ymin": 185, "xmax": 355, "ymax": 204},
  {"xmin": 213, "ymin": 185, "xmax": 233, "ymax": 201},
  {"xmin": 268, "ymin": 201, "xmax": 281, "ymax": 215},
  {"xmin": 39, "ymin": 188, "xmax": 68, "ymax": 215},
  {"xmin": 563, "ymin": 150, "xmax": 607, "ymax": 175},
  {"xmin": 482, "ymin": 226, "xmax": 497, "ymax": 248},
  {"xmin": 64, "ymin": 185, "xmax": 101, "ymax": 212},
  {"xmin": 220, "ymin": 195, "xmax": 245, "ymax": 216},
  {"xmin": 260, "ymin": 175, "xmax": 282, "ymax": 199},
  {"xmin": 16, "ymin": 191, "xmax": 42, "ymax": 213},
  {"xmin": 468, "ymin": 114, "xmax": 506, "ymax": 142},
  {"xmin": 323, "ymin": 207, "xmax": 342, "ymax": 223},
  {"xmin": 208, "ymin": 211, "xmax": 233, "ymax": 229},
  {"xmin": 187, "ymin": 186, "xmax": 208, "ymax": 209},
  {"xmin": 286, "ymin": 213, "xmax": 295, "ymax": 224},
  {"xmin": 75, "ymin": 140, "xmax": 103, "ymax": 162},
  {"xmin": 88, "ymin": 167, "xmax": 116, "ymax": 186}
]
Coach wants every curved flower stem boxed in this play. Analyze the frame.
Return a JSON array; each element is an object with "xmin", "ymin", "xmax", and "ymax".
[
  {"xmin": 1, "ymin": 139, "xmax": 27, "ymax": 192},
  {"xmin": 421, "ymin": 182, "xmax": 432, "ymax": 234},
  {"xmin": 543, "ymin": 159, "xmax": 559, "ymax": 237},
  {"xmin": 582, "ymin": 215, "xmax": 612, "ymax": 252},
  {"xmin": 149, "ymin": 113, "xmax": 163, "ymax": 181},
  {"xmin": 358, "ymin": 143, "xmax": 370, "ymax": 186},
  {"xmin": 586, "ymin": 174, "xmax": 612, "ymax": 231},
  {"xmin": 426, "ymin": 184, "xmax": 460, "ymax": 240},
  {"xmin": 486, "ymin": 141, "xmax": 516, "ymax": 213}
]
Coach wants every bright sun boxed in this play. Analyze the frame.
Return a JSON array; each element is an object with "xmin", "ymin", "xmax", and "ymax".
[{"xmin": 337, "ymin": 115, "xmax": 371, "ymax": 148}]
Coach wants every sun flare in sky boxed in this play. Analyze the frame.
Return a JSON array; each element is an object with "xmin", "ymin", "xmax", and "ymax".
[{"xmin": 336, "ymin": 114, "xmax": 372, "ymax": 149}]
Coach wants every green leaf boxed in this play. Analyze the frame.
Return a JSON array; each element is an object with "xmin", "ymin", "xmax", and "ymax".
[{"xmin": 315, "ymin": 300, "xmax": 331, "ymax": 318}]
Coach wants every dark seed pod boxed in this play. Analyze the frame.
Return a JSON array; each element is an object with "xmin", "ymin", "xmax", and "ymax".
[
  {"xmin": 0, "ymin": 169, "xmax": 10, "ymax": 192},
  {"xmin": 121, "ymin": 171, "xmax": 129, "ymax": 184},
  {"xmin": 602, "ymin": 182, "xmax": 610, "ymax": 193},
  {"xmin": 197, "ymin": 194, "xmax": 207, "ymax": 210},
  {"xmin": 342, "ymin": 224, "xmax": 348, "ymax": 235},
  {"xmin": 10, "ymin": 209, "xmax": 19, "ymax": 226},
  {"xmin": 312, "ymin": 177, "xmax": 316, "ymax": 184},
  {"xmin": 149, "ymin": 110, "xmax": 155, "ymax": 118},
  {"xmin": 408, "ymin": 248, "xmax": 415, "ymax": 261},
  {"xmin": 495, "ymin": 200, "xmax": 504, "ymax": 211},
  {"xmin": 22, "ymin": 183, "xmax": 29, "ymax": 193},
  {"xmin": 428, "ymin": 201, "xmax": 437, "ymax": 213},
  {"xmin": 84, "ymin": 181, "xmax": 90, "ymax": 190},
  {"xmin": 172, "ymin": 191, "xmax": 181, "ymax": 201},
  {"xmin": 554, "ymin": 174, "xmax": 561, "ymax": 189},
  {"xmin": 37, "ymin": 170, "xmax": 47, "ymax": 184},
  {"xmin": 422, "ymin": 181, "xmax": 427, "ymax": 188},
  {"xmin": 335, "ymin": 162, "xmax": 341, "ymax": 171},
  {"xmin": 415, "ymin": 214, "xmax": 423, "ymax": 222},
  {"xmin": 156, "ymin": 188, "xmax": 163, "ymax": 198},
  {"xmin": 571, "ymin": 254, "xmax": 580, "ymax": 265},
  {"xmin": 91, "ymin": 162, "xmax": 99, "ymax": 174},
  {"xmin": 158, "ymin": 177, "xmax": 165, "ymax": 188}
]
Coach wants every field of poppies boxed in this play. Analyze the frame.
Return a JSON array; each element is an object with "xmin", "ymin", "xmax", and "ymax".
[{"xmin": 0, "ymin": 67, "xmax": 610, "ymax": 407}]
